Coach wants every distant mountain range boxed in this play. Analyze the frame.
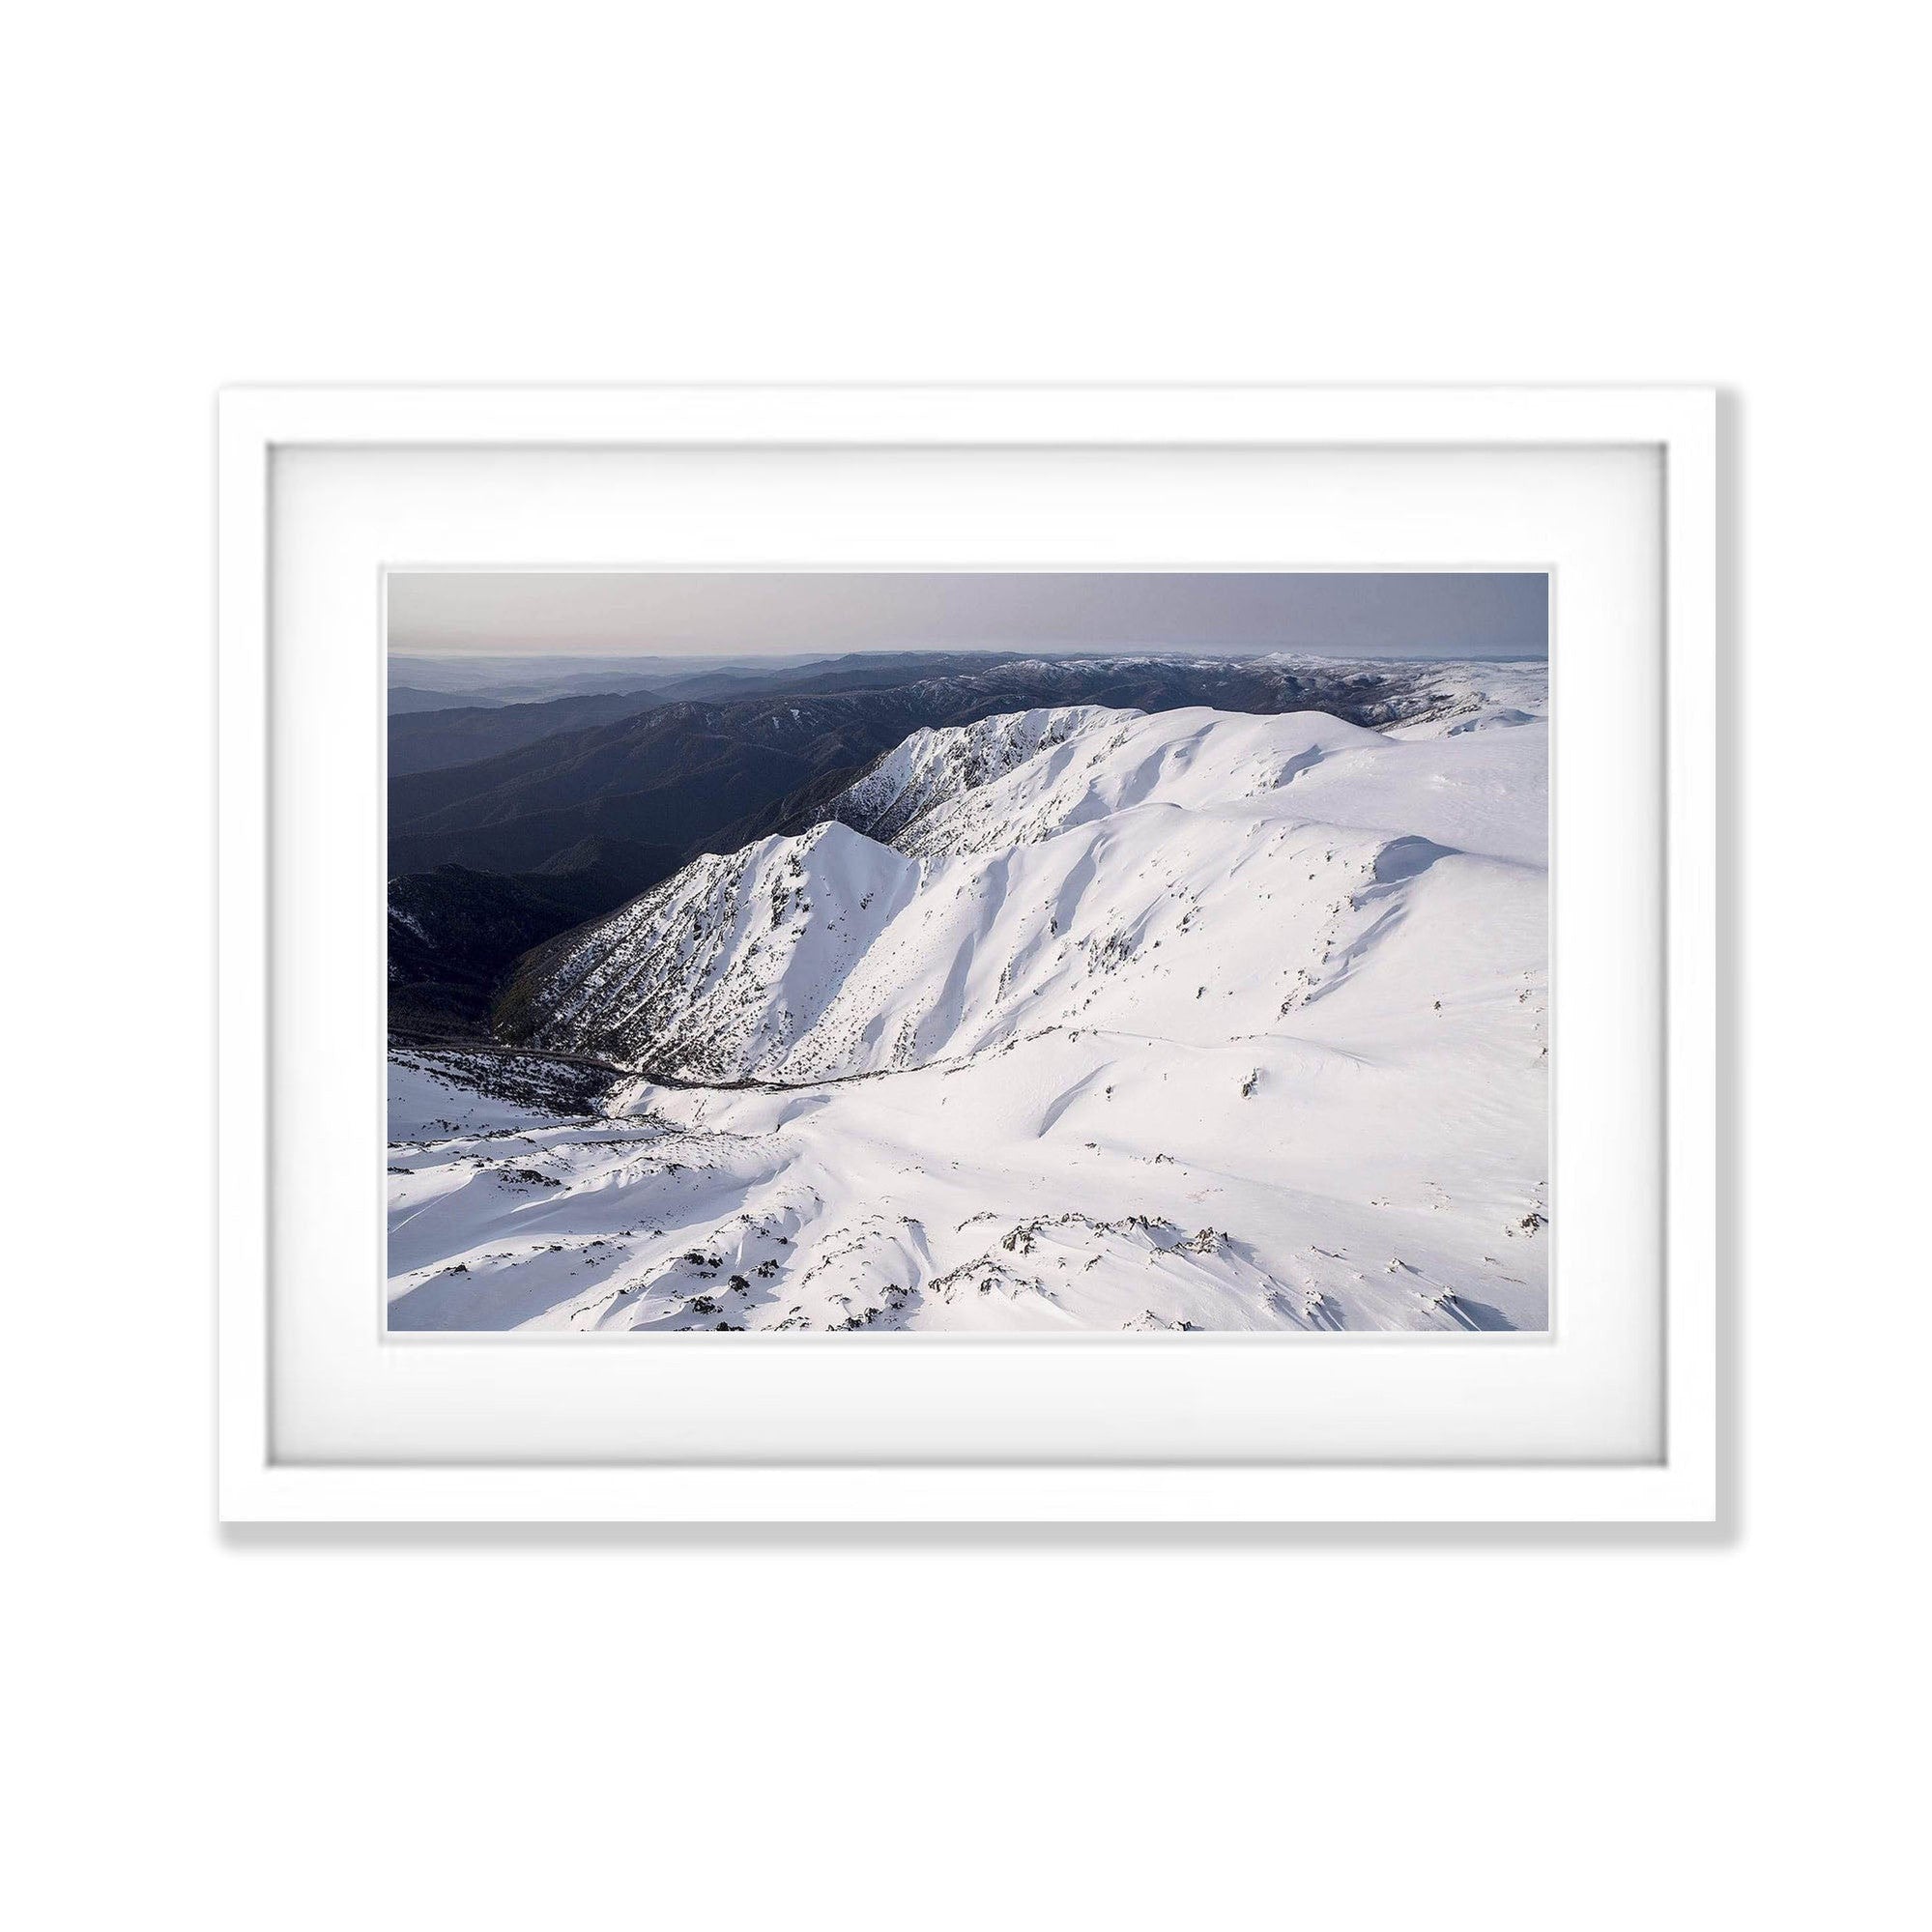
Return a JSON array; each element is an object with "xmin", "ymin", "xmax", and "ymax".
[
  {"xmin": 389, "ymin": 689, "xmax": 665, "ymax": 775},
  {"xmin": 386, "ymin": 650, "xmax": 835, "ymax": 710},
  {"xmin": 389, "ymin": 683, "xmax": 508, "ymax": 716}
]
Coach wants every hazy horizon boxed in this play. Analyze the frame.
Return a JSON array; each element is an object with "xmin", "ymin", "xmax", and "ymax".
[{"xmin": 389, "ymin": 571, "xmax": 1549, "ymax": 662}]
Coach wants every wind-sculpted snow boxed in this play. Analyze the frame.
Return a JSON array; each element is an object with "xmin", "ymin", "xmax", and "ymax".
[{"xmin": 397, "ymin": 677, "xmax": 1550, "ymax": 1332}]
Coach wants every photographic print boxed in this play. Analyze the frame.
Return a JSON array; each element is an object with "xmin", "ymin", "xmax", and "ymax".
[{"xmin": 387, "ymin": 570, "xmax": 1549, "ymax": 1334}]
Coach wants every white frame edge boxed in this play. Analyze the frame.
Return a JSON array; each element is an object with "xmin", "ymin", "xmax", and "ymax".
[{"xmin": 216, "ymin": 385, "xmax": 1719, "ymax": 1525}]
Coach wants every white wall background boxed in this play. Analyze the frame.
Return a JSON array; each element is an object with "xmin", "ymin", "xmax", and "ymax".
[{"xmin": 6, "ymin": 5, "xmax": 1923, "ymax": 1927}]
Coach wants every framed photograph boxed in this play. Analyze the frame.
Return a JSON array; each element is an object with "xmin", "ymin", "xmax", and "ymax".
[{"xmin": 218, "ymin": 386, "xmax": 1716, "ymax": 1522}]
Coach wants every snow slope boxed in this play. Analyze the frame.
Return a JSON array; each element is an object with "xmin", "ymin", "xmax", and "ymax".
[
  {"xmin": 390, "ymin": 675, "xmax": 1549, "ymax": 1333},
  {"xmin": 827, "ymin": 704, "xmax": 1118, "ymax": 845}
]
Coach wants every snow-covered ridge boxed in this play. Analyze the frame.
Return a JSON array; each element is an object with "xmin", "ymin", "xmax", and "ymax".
[
  {"xmin": 1383, "ymin": 659, "xmax": 1548, "ymax": 739},
  {"xmin": 828, "ymin": 705, "xmax": 1124, "ymax": 847},
  {"xmin": 501, "ymin": 702, "xmax": 1546, "ymax": 1083}
]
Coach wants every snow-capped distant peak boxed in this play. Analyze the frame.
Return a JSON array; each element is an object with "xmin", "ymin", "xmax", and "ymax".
[{"xmin": 829, "ymin": 706, "xmax": 1127, "ymax": 848}]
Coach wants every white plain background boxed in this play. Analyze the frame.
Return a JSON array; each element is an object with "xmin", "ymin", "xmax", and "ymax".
[{"xmin": 5, "ymin": 6, "xmax": 1924, "ymax": 1929}]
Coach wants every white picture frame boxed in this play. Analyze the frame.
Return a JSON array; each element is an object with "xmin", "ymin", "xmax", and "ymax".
[{"xmin": 218, "ymin": 385, "xmax": 1716, "ymax": 1523}]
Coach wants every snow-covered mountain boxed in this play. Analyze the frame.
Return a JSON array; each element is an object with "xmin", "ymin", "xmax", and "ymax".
[
  {"xmin": 824, "ymin": 704, "xmax": 1115, "ymax": 845},
  {"xmin": 391, "ymin": 670, "xmax": 1549, "ymax": 1334}
]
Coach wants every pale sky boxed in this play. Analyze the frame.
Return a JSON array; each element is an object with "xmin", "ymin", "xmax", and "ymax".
[{"xmin": 387, "ymin": 570, "xmax": 1548, "ymax": 659}]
